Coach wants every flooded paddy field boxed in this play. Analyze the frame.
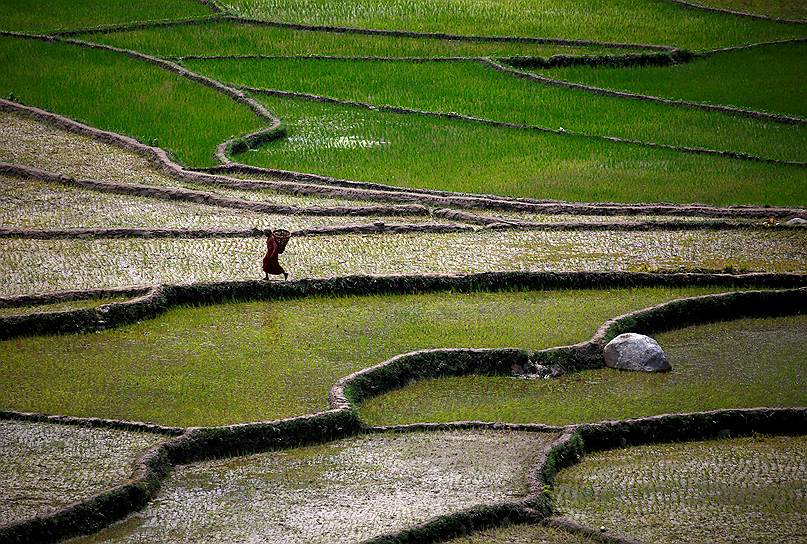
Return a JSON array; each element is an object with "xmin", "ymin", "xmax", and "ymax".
[
  {"xmin": 69, "ymin": 430, "xmax": 556, "ymax": 544},
  {"xmin": 0, "ymin": 175, "xmax": 424, "ymax": 231},
  {"xmin": 0, "ymin": 286, "xmax": 724, "ymax": 426},
  {"xmin": 358, "ymin": 315, "xmax": 807, "ymax": 425},
  {"xmin": 554, "ymin": 434, "xmax": 807, "ymax": 544},
  {"xmin": 1, "ymin": 229, "xmax": 804, "ymax": 297},
  {"xmin": 0, "ymin": 420, "xmax": 166, "ymax": 526}
]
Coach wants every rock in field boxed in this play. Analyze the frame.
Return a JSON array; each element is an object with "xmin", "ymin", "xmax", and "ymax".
[
  {"xmin": 603, "ymin": 333, "xmax": 671, "ymax": 372},
  {"xmin": 785, "ymin": 217, "xmax": 807, "ymax": 226}
]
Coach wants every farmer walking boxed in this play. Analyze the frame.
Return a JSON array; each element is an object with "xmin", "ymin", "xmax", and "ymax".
[{"xmin": 259, "ymin": 228, "xmax": 290, "ymax": 280}]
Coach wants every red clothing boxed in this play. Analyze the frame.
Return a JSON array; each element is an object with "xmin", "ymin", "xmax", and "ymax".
[{"xmin": 262, "ymin": 236, "xmax": 285, "ymax": 275}]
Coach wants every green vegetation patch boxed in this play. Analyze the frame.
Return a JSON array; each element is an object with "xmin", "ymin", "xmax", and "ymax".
[
  {"xmin": 0, "ymin": 420, "xmax": 165, "ymax": 526},
  {"xmin": 81, "ymin": 20, "xmax": 631, "ymax": 58},
  {"xmin": 191, "ymin": 57, "xmax": 807, "ymax": 163},
  {"xmin": 446, "ymin": 523, "xmax": 595, "ymax": 543},
  {"xmin": 218, "ymin": 0, "xmax": 805, "ymax": 49},
  {"xmin": 0, "ymin": 35, "xmax": 264, "ymax": 167},
  {"xmin": 0, "ymin": 0, "xmax": 210, "ymax": 33},
  {"xmin": 693, "ymin": 0, "xmax": 807, "ymax": 19},
  {"xmin": 0, "ymin": 287, "xmax": 727, "ymax": 426},
  {"xmin": 239, "ymin": 95, "xmax": 807, "ymax": 206},
  {"xmin": 72, "ymin": 430, "xmax": 556, "ymax": 543},
  {"xmin": 542, "ymin": 42, "xmax": 807, "ymax": 118},
  {"xmin": 358, "ymin": 315, "xmax": 807, "ymax": 425},
  {"xmin": 554, "ymin": 434, "xmax": 807, "ymax": 543},
  {"xmin": 0, "ymin": 295, "xmax": 134, "ymax": 317},
  {"xmin": 2, "ymin": 230, "xmax": 804, "ymax": 297}
]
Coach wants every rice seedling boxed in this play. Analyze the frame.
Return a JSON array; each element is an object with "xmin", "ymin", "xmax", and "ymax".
[
  {"xmin": 79, "ymin": 20, "xmax": 632, "ymax": 59},
  {"xmin": 0, "ymin": 35, "xmax": 264, "ymax": 167},
  {"xmin": 218, "ymin": 0, "xmax": 805, "ymax": 49},
  {"xmin": 358, "ymin": 315, "xmax": 807, "ymax": 425},
  {"xmin": 71, "ymin": 430, "xmax": 555, "ymax": 543},
  {"xmin": 0, "ymin": 175, "xmax": 434, "ymax": 231},
  {"xmin": 0, "ymin": 420, "xmax": 165, "ymax": 526},
  {"xmin": 446, "ymin": 523, "xmax": 596, "ymax": 543},
  {"xmin": 0, "ymin": 287, "xmax": 729, "ymax": 426},
  {"xmin": 691, "ymin": 0, "xmax": 807, "ymax": 19},
  {"xmin": 0, "ymin": 112, "xmax": 180, "ymax": 188},
  {"xmin": 553, "ymin": 434, "xmax": 807, "ymax": 543},
  {"xmin": 239, "ymin": 95, "xmax": 807, "ymax": 206},
  {"xmin": 189, "ymin": 57, "xmax": 807, "ymax": 163},
  {"xmin": 1, "ymin": 230, "xmax": 803, "ymax": 297},
  {"xmin": 543, "ymin": 42, "xmax": 807, "ymax": 118},
  {"xmin": 0, "ymin": 295, "xmax": 134, "ymax": 317},
  {"xmin": 0, "ymin": 0, "xmax": 211, "ymax": 33}
]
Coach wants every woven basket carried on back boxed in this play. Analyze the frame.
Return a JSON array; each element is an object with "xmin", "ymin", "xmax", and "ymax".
[{"xmin": 274, "ymin": 229, "xmax": 291, "ymax": 253}]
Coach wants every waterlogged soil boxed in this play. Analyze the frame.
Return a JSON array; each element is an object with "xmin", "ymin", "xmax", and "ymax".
[
  {"xmin": 0, "ymin": 287, "xmax": 725, "ymax": 426},
  {"xmin": 0, "ymin": 112, "xmax": 177, "ymax": 188},
  {"xmin": 0, "ymin": 420, "xmax": 165, "ymax": 526},
  {"xmin": 446, "ymin": 522, "xmax": 595, "ymax": 543},
  {"xmin": 1, "ymin": 229, "xmax": 804, "ymax": 296},
  {"xmin": 358, "ymin": 316, "xmax": 807, "ymax": 425},
  {"xmin": 554, "ymin": 435, "xmax": 807, "ymax": 544},
  {"xmin": 0, "ymin": 113, "xmax": 392, "ymax": 212},
  {"xmin": 0, "ymin": 295, "xmax": 132, "ymax": 317},
  {"xmin": 0, "ymin": 175, "xmax": 409, "ymax": 231},
  {"xmin": 71, "ymin": 430, "xmax": 557, "ymax": 544}
]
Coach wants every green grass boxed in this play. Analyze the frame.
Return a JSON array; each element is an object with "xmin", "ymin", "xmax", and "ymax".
[
  {"xmin": 237, "ymin": 95, "xmax": 807, "ymax": 206},
  {"xmin": 218, "ymin": 0, "xmax": 806, "ymax": 49},
  {"xmin": 554, "ymin": 435, "xmax": 807, "ymax": 544},
  {"xmin": 0, "ymin": 35, "xmax": 264, "ymax": 167},
  {"xmin": 188, "ymin": 57, "xmax": 807, "ymax": 163},
  {"xmin": 0, "ymin": 0, "xmax": 211, "ymax": 33},
  {"xmin": 358, "ymin": 315, "xmax": 807, "ymax": 425},
  {"xmin": 79, "ymin": 20, "xmax": 633, "ymax": 58},
  {"xmin": 542, "ymin": 42, "xmax": 807, "ymax": 118},
  {"xmin": 693, "ymin": 0, "xmax": 807, "ymax": 19},
  {"xmin": 0, "ymin": 287, "xmax": 727, "ymax": 426}
]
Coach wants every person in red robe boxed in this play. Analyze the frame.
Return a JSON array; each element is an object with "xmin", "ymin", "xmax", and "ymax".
[{"xmin": 262, "ymin": 230, "xmax": 289, "ymax": 280}]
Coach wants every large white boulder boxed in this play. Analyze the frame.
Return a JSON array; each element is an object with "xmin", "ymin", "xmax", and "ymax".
[{"xmin": 603, "ymin": 333, "xmax": 671, "ymax": 372}]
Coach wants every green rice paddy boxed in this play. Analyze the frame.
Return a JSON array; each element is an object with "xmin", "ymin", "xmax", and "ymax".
[
  {"xmin": 79, "ymin": 20, "xmax": 628, "ymax": 59},
  {"xmin": 218, "ymin": 0, "xmax": 805, "ymax": 49},
  {"xmin": 0, "ymin": 287, "xmax": 726, "ymax": 426},
  {"xmin": 0, "ymin": 0, "xmax": 211, "ymax": 33},
  {"xmin": 188, "ymin": 57, "xmax": 807, "ymax": 162},
  {"xmin": 542, "ymin": 42, "xmax": 807, "ymax": 118},
  {"xmin": 0, "ymin": 34, "xmax": 263, "ymax": 167},
  {"xmin": 694, "ymin": 0, "xmax": 807, "ymax": 19},
  {"xmin": 239, "ymin": 95, "xmax": 807, "ymax": 206},
  {"xmin": 0, "ymin": 295, "xmax": 134, "ymax": 317},
  {"xmin": 358, "ymin": 315, "xmax": 807, "ymax": 425}
]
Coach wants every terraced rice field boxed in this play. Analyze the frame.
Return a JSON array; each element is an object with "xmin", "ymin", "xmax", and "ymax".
[
  {"xmin": 0, "ymin": 0, "xmax": 805, "ymax": 542},
  {"xmin": 69, "ymin": 430, "xmax": 557, "ymax": 543},
  {"xmin": 554, "ymin": 434, "xmax": 807, "ymax": 544},
  {"xmin": 0, "ymin": 287, "xmax": 726, "ymax": 426},
  {"xmin": 0, "ymin": 420, "xmax": 165, "ymax": 526},
  {"xmin": 358, "ymin": 315, "xmax": 807, "ymax": 425},
  {"xmin": 3, "ymin": 230, "xmax": 804, "ymax": 296}
]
